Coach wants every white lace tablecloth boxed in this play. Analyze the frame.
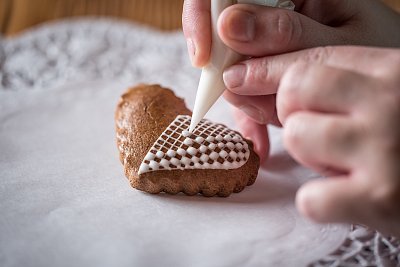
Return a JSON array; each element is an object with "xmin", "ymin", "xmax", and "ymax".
[{"xmin": 0, "ymin": 19, "xmax": 399, "ymax": 267}]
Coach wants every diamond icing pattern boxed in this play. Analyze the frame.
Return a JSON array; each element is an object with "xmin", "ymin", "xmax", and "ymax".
[{"xmin": 138, "ymin": 115, "xmax": 250, "ymax": 174}]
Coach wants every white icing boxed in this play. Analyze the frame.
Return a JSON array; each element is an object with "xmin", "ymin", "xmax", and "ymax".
[
  {"xmin": 209, "ymin": 152, "xmax": 219, "ymax": 160},
  {"xmin": 160, "ymin": 159, "xmax": 169, "ymax": 168},
  {"xmin": 187, "ymin": 147, "xmax": 197, "ymax": 156},
  {"xmin": 219, "ymin": 150, "xmax": 228, "ymax": 158},
  {"xmin": 182, "ymin": 130, "xmax": 190, "ymax": 137},
  {"xmin": 170, "ymin": 158, "xmax": 180, "ymax": 166},
  {"xmin": 223, "ymin": 135, "xmax": 232, "ymax": 142},
  {"xmin": 138, "ymin": 115, "xmax": 250, "ymax": 174},
  {"xmin": 181, "ymin": 156, "xmax": 191, "ymax": 165},
  {"xmin": 167, "ymin": 150, "xmax": 176, "ymax": 157},
  {"xmin": 156, "ymin": 151, "xmax": 164, "ymax": 158},
  {"xmin": 149, "ymin": 161, "xmax": 159, "ymax": 170},
  {"xmin": 144, "ymin": 153, "xmax": 155, "ymax": 161},
  {"xmin": 226, "ymin": 142, "xmax": 235, "ymax": 149},
  {"xmin": 139, "ymin": 164, "xmax": 149, "ymax": 173},
  {"xmin": 208, "ymin": 143, "xmax": 216, "ymax": 150},
  {"xmin": 199, "ymin": 145, "xmax": 207, "ymax": 153},
  {"xmin": 183, "ymin": 138, "xmax": 193, "ymax": 146},
  {"xmin": 200, "ymin": 154, "xmax": 209, "ymax": 163},
  {"xmin": 229, "ymin": 151, "xmax": 238, "ymax": 160},
  {"xmin": 195, "ymin": 136, "xmax": 204, "ymax": 143},
  {"xmin": 177, "ymin": 148, "xmax": 186, "ymax": 156}
]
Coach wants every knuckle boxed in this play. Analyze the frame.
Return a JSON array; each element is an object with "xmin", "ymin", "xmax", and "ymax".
[
  {"xmin": 283, "ymin": 114, "xmax": 304, "ymax": 149},
  {"xmin": 369, "ymin": 183, "xmax": 399, "ymax": 216},
  {"xmin": 376, "ymin": 91, "xmax": 400, "ymax": 142},
  {"xmin": 248, "ymin": 59, "xmax": 269, "ymax": 83},
  {"xmin": 322, "ymin": 120, "xmax": 358, "ymax": 150},
  {"xmin": 384, "ymin": 51, "xmax": 400, "ymax": 80},
  {"xmin": 302, "ymin": 46, "xmax": 334, "ymax": 65},
  {"xmin": 272, "ymin": 11, "xmax": 302, "ymax": 48},
  {"xmin": 278, "ymin": 63, "xmax": 307, "ymax": 107}
]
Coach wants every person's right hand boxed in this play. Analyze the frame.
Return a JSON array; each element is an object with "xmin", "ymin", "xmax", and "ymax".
[{"xmin": 182, "ymin": 0, "xmax": 400, "ymax": 160}]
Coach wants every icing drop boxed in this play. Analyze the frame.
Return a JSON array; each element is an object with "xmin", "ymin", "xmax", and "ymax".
[
  {"xmin": 183, "ymin": 137, "xmax": 193, "ymax": 146},
  {"xmin": 209, "ymin": 152, "xmax": 219, "ymax": 161},
  {"xmin": 195, "ymin": 136, "xmax": 204, "ymax": 143},
  {"xmin": 199, "ymin": 145, "xmax": 207, "ymax": 153},
  {"xmin": 177, "ymin": 148, "xmax": 186, "ymax": 156},
  {"xmin": 223, "ymin": 135, "xmax": 232, "ymax": 142},
  {"xmin": 144, "ymin": 153, "xmax": 155, "ymax": 161},
  {"xmin": 208, "ymin": 143, "xmax": 216, "ymax": 150},
  {"xmin": 138, "ymin": 115, "xmax": 250, "ymax": 174},
  {"xmin": 187, "ymin": 147, "xmax": 197, "ymax": 156},
  {"xmin": 167, "ymin": 150, "xmax": 176, "ymax": 157},
  {"xmin": 156, "ymin": 151, "xmax": 164, "ymax": 158},
  {"xmin": 219, "ymin": 150, "xmax": 228, "ymax": 158}
]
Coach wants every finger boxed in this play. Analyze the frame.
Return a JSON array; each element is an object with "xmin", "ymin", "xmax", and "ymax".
[
  {"xmin": 182, "ymin": 0, "xmax": 211, "ymax": 67},
  {"xmin": 296, "ymin": 176, "xmax": 365, "ymax": 223},
  {"xmin": 223, "ymin": 46, "xmax": 395, "ymax": 95},
  {"xmin": 223, "ymin": 57, "xmax": 281, "ymax": 95},
  {"xmin": 232, "ymin": 108, "xmax": 269, "ymax": 161},
  {"xmin": 223, "ymin": 90, "xmax": 276, "ymax": 125},
  {"xmin": 283, "ymin": 111, "xmax": 358, "ymax": 172},
  {"xmin": 277, "ymin": 63, "xmax": 376, "ymax": 124},
  {"xmin": 217, "ymin": 4, "xmax": 345, "ymax": 57}
]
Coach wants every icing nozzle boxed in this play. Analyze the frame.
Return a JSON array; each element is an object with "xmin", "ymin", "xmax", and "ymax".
[
  {"xmin": 189, "ymin": 0, "xmax": 295, "ymax": 132},
  {"xmin": 189, "ymin": 47, "xmax": 241, "ymax": 132}
]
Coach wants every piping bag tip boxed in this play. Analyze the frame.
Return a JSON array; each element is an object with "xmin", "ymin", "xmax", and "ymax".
[
  {"xmin": 188, "ymin": 119, "xmax": 198, "ymax": 133},
  {"xmin": 189, "ymin": 66, "xmax": 226, "ymax": 133},
  {"xmin": 188, "ymin": 0, "xmax": 295, "ymax": 133}
]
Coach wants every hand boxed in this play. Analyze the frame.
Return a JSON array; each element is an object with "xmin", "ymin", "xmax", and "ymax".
[
  {"xmin": 276, "ymin": 46, "xmax": 400, "ymax": 237},
  {"xmin": 182, "ymin": 0, "xmax": 400, "ymax": 160},
  {"xmin": 183, "ymin": 0, "xmax": 400, "ymax": 66}
]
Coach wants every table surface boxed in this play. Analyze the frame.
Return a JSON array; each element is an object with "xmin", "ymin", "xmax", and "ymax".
[{"xmin": 1, "ymin": 0, "xmax": 400, "ymax": 36}]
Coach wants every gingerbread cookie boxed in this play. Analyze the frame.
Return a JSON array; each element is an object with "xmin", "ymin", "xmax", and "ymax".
[{"xmin": 115, "ymin": 84, "xmax": 259, "ymax": 197}]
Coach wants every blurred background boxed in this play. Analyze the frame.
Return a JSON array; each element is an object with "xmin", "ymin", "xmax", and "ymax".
[{"xmin": 1, "ymin": 0, "xmax": 399, "ymax": 36}]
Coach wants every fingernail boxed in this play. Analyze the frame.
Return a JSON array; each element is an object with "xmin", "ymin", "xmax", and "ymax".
[
  {"xmin": 186, "ymin": 38, "xmax": 196, "ymax": 66},
  {"xmin": 239, "ymin": 104, "xmax": 266, "ymax": 124},
  {"xmin": 225, "ymin": 10, "xmax": 256, "ymax": 42},
  {"xmin": 223, "ymin": 64, "xmax": 246, "ymax": 88}
]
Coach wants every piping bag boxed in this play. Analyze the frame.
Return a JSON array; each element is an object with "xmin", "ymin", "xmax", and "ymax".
[{"xmin": 189, "ymin": 0, "xmax": 295, "ymax": 132}]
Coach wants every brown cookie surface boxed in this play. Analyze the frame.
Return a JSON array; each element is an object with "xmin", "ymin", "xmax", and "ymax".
[{"xmin": 115, "ymin": 84, "xmax": 259, "ymax": 197}]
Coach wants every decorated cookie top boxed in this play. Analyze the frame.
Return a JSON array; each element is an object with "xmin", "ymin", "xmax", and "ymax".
[{"xmin": 138, "ymin": 115, "xmax": 250, "ymax": 174}]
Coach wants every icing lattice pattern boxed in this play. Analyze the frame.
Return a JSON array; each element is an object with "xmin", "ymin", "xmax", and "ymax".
[{"xmin": 138, "ymin": 115, "xmax": 250, "ymax": 174}]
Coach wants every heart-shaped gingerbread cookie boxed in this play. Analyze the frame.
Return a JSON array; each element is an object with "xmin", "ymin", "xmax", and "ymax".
[{"xmin": 115, "ymin": 84, "xmax": 259, "ymax": 197}]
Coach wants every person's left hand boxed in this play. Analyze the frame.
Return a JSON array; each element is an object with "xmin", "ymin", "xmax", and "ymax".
[{"xmin": 276, "ymin": 46, "xmax": 400, "ymax": 236}]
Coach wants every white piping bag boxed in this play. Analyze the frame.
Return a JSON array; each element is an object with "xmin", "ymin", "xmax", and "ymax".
[{"xmin": 189, "ymin": 0, "xmax": 295, "ymax": 132}]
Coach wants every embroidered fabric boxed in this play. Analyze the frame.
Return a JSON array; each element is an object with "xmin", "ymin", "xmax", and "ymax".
[{"xmin": 1, "ymin": 19, "xmax": 398, "ymax": 266}]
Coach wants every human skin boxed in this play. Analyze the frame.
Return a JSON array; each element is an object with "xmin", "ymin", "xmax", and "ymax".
[
  {"xmin": 182, "ymin": 0, "xmax": 400, "ymax": 236},
  {"xmin": 182, "ymin": 0, "xmax": 400, "ymax": 160},
  {"xmin": 275, "ymin": 46, "xmax": 400, "ymax": 237}
]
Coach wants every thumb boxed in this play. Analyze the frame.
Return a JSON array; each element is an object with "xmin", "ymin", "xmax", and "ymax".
[{"xmin": 217, "ymin": 4, "xmax": 346, "ymax": 57}]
